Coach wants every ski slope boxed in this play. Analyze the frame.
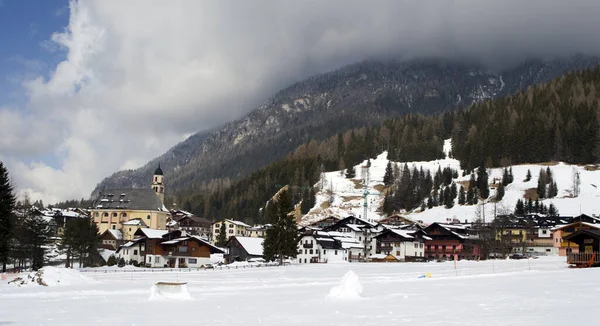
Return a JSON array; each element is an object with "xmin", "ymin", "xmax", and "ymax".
[
  {"xmin": 0, "ymin": 257, "xmax": 594, "ymax": 325},
  {"xmin": 303, "ymin": 139, "xmax": 600, "ymax": 225}
]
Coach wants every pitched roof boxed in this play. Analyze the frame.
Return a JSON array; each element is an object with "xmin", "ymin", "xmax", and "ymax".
[
  {"xmin": 94, "ymin": 189, "xmax": 166, "ymax": 211},
  {"xmin": 108, "ymin": 229, "xmax": 123, "ymax": 240},
  {"xmin": 230, "ymin": 236, "xmax": 264, "ymax": 256},
  {"xmin": 123, "ymin": 218, "xmax": 148, "ymax": 227},
  {"xmin": 136, "ymin": 228, "xmax": 169, "ymax": 239}
]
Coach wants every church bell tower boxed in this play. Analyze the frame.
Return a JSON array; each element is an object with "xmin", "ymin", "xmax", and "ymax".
[{"xmin": 152, "ymin": 164, "xmax": 165, "ymax": 204}]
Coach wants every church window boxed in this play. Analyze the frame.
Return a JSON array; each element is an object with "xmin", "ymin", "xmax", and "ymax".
[
  {"xmin": 147, "ymin": 215, "xmax": 151, "ymax": 219},
  {"xmin": 112, "ymin": 213, "xmax": 118, "ymax": 217},
  {"xmin": 103, "ymin": 213, "xmax": 109, "ymax": 217},
  {"xmin": 122, "ymin": 213, "xmax": 127, "ymax": 217}
]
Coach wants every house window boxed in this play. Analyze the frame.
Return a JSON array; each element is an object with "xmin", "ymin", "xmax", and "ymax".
[
  {"xmin": 420, "ymin": 243, "xmax": 424, "ymax": 248},
  {"xmin": 229, "ymin": 224, "xmax": 233, "ymax": 228},
  {"xmin": 215, "ymin": 229, "xmax": 220, "ymax": 233},
  {"xmin": 304, "ymin": 249, "xmax": 307, "ymax": 254},
  {"xmin": 147, "ymin": 215, "xmax": 151, "ymax": 219},
  {"xmin": 112, "ymin": 225, "xmax": 116, "ymax": 230},
  {"xmin": 129, "ymin": 228, "xmax": 131, "ymax": 232},
  {"xmin": 179, "ymin": 258, "xmax": 186, "ymax": 265},
  {"xmin": 323, "ymin": 250, "xmax": 326, "ymax": 254},
  {"xmin": 133, "ymin": 250, "xmax": 138, "ymax": 255},
  {"xmin": 95, "ymin": 212, "xmax": 99, "ymax": 217},
  {"xmin": 359, "ymin": 237, "xmax": 362, "ymax": 241},
  {"xmin": 179, "ymin": 246, "xmax": 188, "ymax": 252},
  {"xmin": 309, "ymin": 249, "xmax": 313, "ymax": 254},
  {"xmin": 192, "ymin": 247, "xmax": 196, "ymax": 252},
  {"xmin": 542, "ymin": 230, "xmax": 547, "ymax": 234},
  {"xmin": 229, "ymin": 230, "xmax": 233, "ymax": 234},
  {"xmin": 188, "ymin": 258, "xmax": 197, "ymax": 264},
  {"xmin": 335, "ymin": 250, "xmax": 338, "ymax": 255},
  {"xmin": 304, "ymin": 259, "xmax": 307, "ymax": 263},
  {"xmin": 215, "ymin": 224, "xmax": 220, "ymax": 228},
  {"xmin": 396, "ymin": 251, "xmax": 400, "ymax": 256},
  {"xmin": 148, "ymin": 256, "xmax": 152, "ymax": 262},
  {"xmin": 155, "ymin": 256, "xmax": 160, "ymax": 263}
]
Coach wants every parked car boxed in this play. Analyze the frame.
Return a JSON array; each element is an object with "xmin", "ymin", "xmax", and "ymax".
[{"xmin": 510, "ymin": 253, "xmax": 527, "ymax": 260}]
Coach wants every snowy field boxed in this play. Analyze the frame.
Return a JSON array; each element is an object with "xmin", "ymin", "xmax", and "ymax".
[{"xmin": 1, "ymin": 257, "xmax": 596, "ymax": 325}]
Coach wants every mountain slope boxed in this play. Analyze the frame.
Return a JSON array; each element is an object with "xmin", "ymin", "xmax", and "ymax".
[
  {"xmin": 93, "ymin": 55, "xmax": 600, "ymax": 198},
  {"xmin": 302, "ymin": 141, "xmax": 600, "ymax": 226}
]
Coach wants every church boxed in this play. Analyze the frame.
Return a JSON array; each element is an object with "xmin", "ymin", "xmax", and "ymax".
[{"xmin": 92, "ymin": 165, "xmax": 169, "ymax": 240}]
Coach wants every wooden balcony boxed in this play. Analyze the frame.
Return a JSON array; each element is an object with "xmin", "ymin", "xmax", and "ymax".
[{"xmin": 567, "ymin": 252, "xmax": 600, "ymax": 267}]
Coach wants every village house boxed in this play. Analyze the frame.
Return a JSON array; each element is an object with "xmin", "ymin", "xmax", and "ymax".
[
  {"xmin": 247, "ymin": 224, "xmax": 271, "ymax": 238},
  {"xmin": 562, "ymin": 229, "xmax": 600, "ymax": 267},
  {"xmin": 167, "ymin": 210, "xmax": 212, "ymax": 240},
  {"xmin": 296, "ymin": 230, "xmax": 347, "ymax": 264},
  {"xmin": 307, "ymin": 216, "xmax": 340, "ymax": 229},
  {"xmin": 552, "ymin": 220, "xmax": 600, "ymax": 256},
  {"xmin": 225, "ymin": 236, "xmax": 264, "ymax": 262},
  {"xmin": 211, "ymin": 219, "xmax": 251, "ymax": 244},
  {"xmin": 100, "ymin": 229, "xmax": 124, "ymax": 251},
  {"xmin": 91, "ymin": 166, "xmax": 169, "ymax": 236},
  {"xmin": 373, "ymin": 228, "xmax": 429, "ymax": 261},
  {"xmin": 323, "ymin": 216, "xmax": 382, "ymax": 259},
  {"xmin": 424, "ymin": 223, "xmax": 480, "ymax": 260}
]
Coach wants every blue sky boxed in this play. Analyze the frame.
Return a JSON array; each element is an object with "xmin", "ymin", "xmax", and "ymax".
[{"xmin": 0, "ymin": 0, "xmax": 69, "ymax": 107}]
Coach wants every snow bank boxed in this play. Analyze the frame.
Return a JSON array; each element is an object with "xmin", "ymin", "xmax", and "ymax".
[
  {"xmin": 8, "ymin": 266, "xmax": 96, "ymax": 287},
  {"xmin": 327, "ymin": 271, "xmax": 362, "ymax": 300},
  {"xmin": 149, "ymin": 283, "xmax": 193, "ymax": 300}
]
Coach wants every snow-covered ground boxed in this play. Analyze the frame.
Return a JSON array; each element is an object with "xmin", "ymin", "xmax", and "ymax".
[
  {"xmin": 303, "ymin": 139, "xmax": 600, "ymax": 225},
  {"xmin": 0, "ymin": 257, "xmax": 595, "ymax": 325}
]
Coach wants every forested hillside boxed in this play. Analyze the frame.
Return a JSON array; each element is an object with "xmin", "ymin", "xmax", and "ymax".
[
  {"xmin": 93, "ymin": 56, "xmax": 600, "ymax": 200},
  {"xmin": 176, "ymin": 65, "xmax": 600, "ymax": 222}
]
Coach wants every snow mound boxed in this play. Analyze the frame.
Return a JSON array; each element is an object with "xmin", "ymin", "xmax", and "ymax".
[
  {"xmin": 327, "ymin": 271, "xmax": 362, "ymax": 300},
  {"xmin": 149, "ymin": 283, "xmax": 193, "ymax": 300},
  {"xmin": 8, "ymin": 267, "xmax": 96, "ymax": 287}
]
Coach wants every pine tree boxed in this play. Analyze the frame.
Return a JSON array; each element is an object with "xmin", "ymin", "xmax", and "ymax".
[
  {"xmin": 537, "ymin": 169, "xmax": 546, "ymax": 199},
  {"xmin": 502, "ymin": 168, "xmax": 509, "ymax": 185},
  {"xmin": 216, "ymin": 222, "xmax": 227, "ymax": 247},
  {"xmin": 477, "ymin": 164, "xmax": 489, "ymax": 199},
  {"xmin": 466, "ymin": 187, "xmax": 474, "ymax": 205},
  {"xmin": 107, "ymin": 255, "xmax": 117, "ymax": 266},
  {"xmin": 60, "ymin": 218, "xmax": 101, "ymax": 268},
  {"xmin": 508, "ymin": 167, "xmax": 514, "ymax": 184},
  {"xmin": 366, "ymin": 159, "xmax": 371, "ymax": 168},
  {"xmin": 525, "ymin": 169, "xmax": 532, "ymax": 182},
  {"xmin": 496, "ymin": 182, "xmax": 505, "ymax": 201},
  {"xmin": 514, "ymin": 199, "xmax": 525, "ymax": 216},
  {"xmin": 427, "ymin": 197, "xmax": 433, "ymax": 209},
  {"xmin": 458, "ymin": 186, "xmax": 466, "ymax": 205},
  {"xmin": 0, "ymin": 162, "xmax": 16, "ymax": 272},
  {"xmin": 263, "ymin": 189, "xmax": 300, "ymax": 264},
  {"xmin": 527, "ymin": 199, "xmax": 533, "ymax": 214},
  {"xmin": 548, "ymin": 203, "xmax": 559, "ymax": 216},
  {"xmin": 383, "ymin": 161, "xmax": 394, "ymax": 186},
  {"xmin": 345, "ymin": 166, "xmax": 356, "ymax": 179}
]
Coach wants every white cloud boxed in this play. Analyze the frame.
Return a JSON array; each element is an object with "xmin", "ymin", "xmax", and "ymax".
[{"xmin": 2, "ymin": 0, "xmax": 600, "ymax": 203}]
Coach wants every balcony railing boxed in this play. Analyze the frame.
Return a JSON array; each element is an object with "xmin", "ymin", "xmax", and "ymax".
[
  {"xmin": 567, "ymin": 252, "xmax": 600, "ymax": 266},
  {"xmin": 303, "ymin": 244, "xmax": 313, "ymax": 249}
]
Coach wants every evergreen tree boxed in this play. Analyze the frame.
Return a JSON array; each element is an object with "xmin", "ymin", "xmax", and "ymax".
[
  {"xmin": 527, "ymin": 199, "xmax": 533, "ymax": 214},
  {"xmin": 496, "ymin": 182, "xmax": 505, "ymax": 201},
  {"xmin": 458, "ymin": 186, "xmax": 466, "ymax": 205},
  {"xmin": 383, "ymin": 161, "xmax": 394, "ymax": 186},
  {"xmin": 450, "ymin": 182, "xmax": 457, "ymax": 202},
  {"xmin": 107, "ymin": 255, "xmax": 117, "ymax": 266},
  {"xmin": 537, "ymin": 169, "xmax": 546, "ymax": 199},
  {"xmin": 263, "ymin": 189, "xmax": 300, "ymax": 264},
  {"xmin": 514, "ymin": 199, "xmax": 525, "ymax": 216},
  {"xmin": 477, "ymin": 163, "xmax": 490, "ymax": 199},
  {"xmin": 525, "ymin": 169, "xmax": 532, "ymax": 182},
  {"xmin": 366, "ymin": 159, "xmax": 371, "ymax": 168},
  {"xmin": 345, "ymin": 166, "xmax": 356, "ymax": 179},
  {"xmin": 466, "ymin": 187, "xmax": 474, "ymax": 205},
  {"xmin": 0, "ymin": 162, "xmax": 16, "ymax": 273},
  {"xmin": 502, "ymin": 168, "xmax": 510, "ymax": 185},
  {"xmin": 427, "ymin": 197, "xmax": 434, "ymax": 209},
  {"xmin": 60, "ymin": 218, "xmax": 100, "ymax": 268},
  {"xmin": 548, "ymin": 203, "xmax": 559, "ymax": 216},
  {"xmin": 216, "ymin": 221, "xmax": 227, "ymax": 247},
  {"xmin": 22, "ymin": 214, "xmax": 53, "ymax": 270},
  {"xmin": 508, "ymin": 167, "xmax": 514, "ymax": 184}
]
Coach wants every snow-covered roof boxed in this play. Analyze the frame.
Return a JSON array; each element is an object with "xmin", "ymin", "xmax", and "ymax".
[
  {"xmin": 552, "ymin": 221, "xmax": 600, "ymax": 231},
  {"xmin": 227, "ymin": 219, "xmax": 251, "ymax": 228},
  {"xmin": 123, "ymin": 219, "xmax": 146, "ymax": 226},
  {"xmin": 233, "ymin": 237, "xmax": 264, "ymax": 256},
  {"xmin": 161, "ymin": 237, "xmax": 189, "ymax": 245},
  {"xmin": 108, "ymin": 229, "xmax": 123, "ymax": 240},
  {"xmin": 138, "ymin": 228, "xmax": 168, "ymax": 239},
  {"xmin": 389, "ymin": 229, "xmax": 415, "ymax": 239}
]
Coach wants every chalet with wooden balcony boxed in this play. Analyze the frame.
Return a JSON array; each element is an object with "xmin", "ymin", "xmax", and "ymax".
[
  {"xmin": 100, "ymin": 229, "xmax": 124, "ymax": 250},
  {"xmin": 423, "ymin": 223, "xmax": 480, "ymax": 260},
  {"xmin": 373, "ymin": 228, "xmax": 429, "ymax": 262},
  {"xmin": 552, "ymin": 221, "xmax": 600, "ymax": 256},
  {"xmin": 563, "ymin": 229, "xmax": 600, "ymax": 267}
]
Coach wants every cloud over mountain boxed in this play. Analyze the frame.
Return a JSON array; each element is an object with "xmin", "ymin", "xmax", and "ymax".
[{"xmin": 2, "ymin": 0, "xmax": 600, "ymax": 202}]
